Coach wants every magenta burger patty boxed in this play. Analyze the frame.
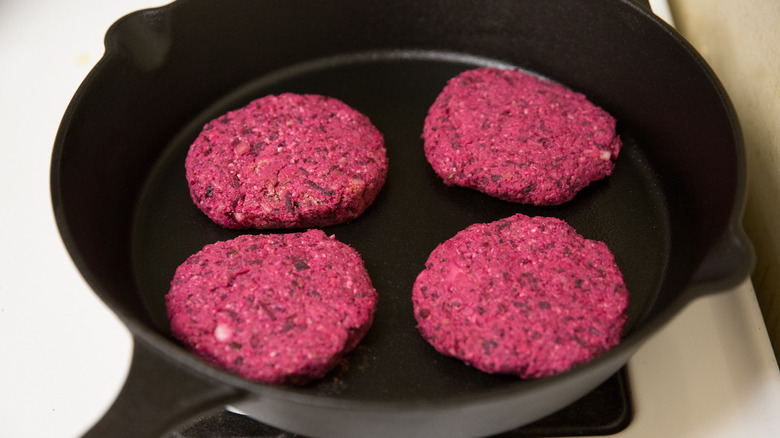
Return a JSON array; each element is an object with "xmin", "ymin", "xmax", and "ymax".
[
  {"xmin": 186, "ymin": 93, "xmax": 388, "ymax": 229},
  {"xmin": 422, "ymin": 67, "xmax": 622, "ymax": 205},
  {"xmin": 412, "ymin": 213, "xmax": 628, "ymax": 378},
  {"xmin": 166, "ymin": 230, "xmax": 378, "ymax": 384}
]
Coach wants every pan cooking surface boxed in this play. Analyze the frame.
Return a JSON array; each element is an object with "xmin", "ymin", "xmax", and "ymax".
[{"xmin": 131, "ymin": 51, "xmax": 669, "ymax": 401}]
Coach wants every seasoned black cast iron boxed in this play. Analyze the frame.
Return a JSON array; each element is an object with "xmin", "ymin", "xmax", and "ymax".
[{"xmin": 50, "ymin": 0, "xmax": 754, "ymax": 437}]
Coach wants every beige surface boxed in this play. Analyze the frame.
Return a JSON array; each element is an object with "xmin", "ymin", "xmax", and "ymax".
[{"xmin": 669, "ymin": 0, "xmax": 780, "ymax": 361}]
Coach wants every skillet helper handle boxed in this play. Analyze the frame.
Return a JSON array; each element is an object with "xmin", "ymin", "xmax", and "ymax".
[
  {"xmin": 83, "ymin": 336, "xmax": 246, "ymax": 438},
  {"xmin": 688, "ymin": 224, "xmax": 756, "ymax": 296}
]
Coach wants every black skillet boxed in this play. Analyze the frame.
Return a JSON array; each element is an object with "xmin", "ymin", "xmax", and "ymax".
[{"xmin": 51, "ymin": 0, "xmax": 754, "ymax": 437}]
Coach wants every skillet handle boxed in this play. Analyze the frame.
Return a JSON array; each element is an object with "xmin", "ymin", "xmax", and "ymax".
[
  {"xmin": 82, "ymin": 336, "xmax": 247, "ymax": 438},
  {"xmin": 687, "ymin": 224, "xmax": 755, "ymax": 296}
]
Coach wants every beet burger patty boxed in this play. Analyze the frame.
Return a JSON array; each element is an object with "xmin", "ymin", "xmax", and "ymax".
[
  {"xmin": 422, "ymin": 67, "xmax": 622, "ymax": 206},
  {"xmin": 412, "ymin": 213, "xmax": 628, "ymax": 378},
  {"xmin": 186, "ymin": 93, "xmax": 388, "ymax": 229},
  {"xmin": 166, "ymin": 230, "xmax": 378, "ymax": 384}
]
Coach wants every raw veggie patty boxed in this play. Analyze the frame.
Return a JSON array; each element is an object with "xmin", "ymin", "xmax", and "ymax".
[
  {"xmin": 186, "ymin": 93, "xmax": 388, "ymax": 229},
  {"xmin": 412, "ymin": 213, "xmax": 628, "ymax": 378},
  {"xmin": 422, "ymin": 67, "xmax": 622, "ymax": 205},
  {"xmin": 166, "ymin": 230, "xmax": 378, "ymax": 384}
]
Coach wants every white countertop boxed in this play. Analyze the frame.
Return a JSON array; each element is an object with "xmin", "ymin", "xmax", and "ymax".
[{"xmin": 1, "ymin": 1, "xmax": 779, "ymax": 437}]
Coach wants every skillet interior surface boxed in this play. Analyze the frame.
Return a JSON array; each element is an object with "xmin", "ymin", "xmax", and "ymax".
[{"xmin": 131, "ymin": 51, "xmax": 670, "ymax": 402}]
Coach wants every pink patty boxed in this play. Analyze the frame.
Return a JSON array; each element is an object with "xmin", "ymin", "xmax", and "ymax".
[
  {"xmin": 422, "ymin": 67, "xmax": 622, "ymax": 205},
  {"xmin": 166, "ymin": 230, "xmax": 378, "ymax": 384},
  {"xmin": 186, "ymin": 93, "xmax": 388, "ymax": 229},
  {"xmin": 412, "ymin": 214, "xmax": 628, "ymax": 378}
]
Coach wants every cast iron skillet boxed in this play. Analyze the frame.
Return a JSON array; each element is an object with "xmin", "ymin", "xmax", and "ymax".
[{"xmin": 51, "ymin": 0, "xmax": 754, "ymax": 437}]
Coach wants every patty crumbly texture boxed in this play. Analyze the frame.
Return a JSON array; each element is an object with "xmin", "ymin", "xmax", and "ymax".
[
  {"xmin": 422, "ymin": 67, "xmax": 622, "ymax": 205},
  {"xmin": 186, "ymin": 93, "xmax": 388, "ymax": 229},
  {"xmin": 412, "ymin": 213, "xmax": 628, "ymax": 378},
  {"xmin": 166, "ymin": 230, "xmax": 378, "ymax": 385}
]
